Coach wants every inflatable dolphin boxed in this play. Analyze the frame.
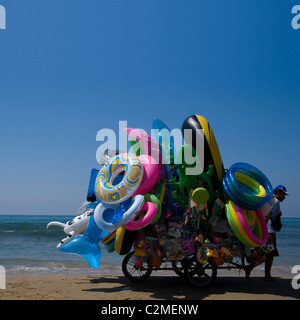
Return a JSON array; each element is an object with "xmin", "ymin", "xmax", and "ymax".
[{"xmin": 59, "ymin": 201, "xmax": 107, "ymax": 269}]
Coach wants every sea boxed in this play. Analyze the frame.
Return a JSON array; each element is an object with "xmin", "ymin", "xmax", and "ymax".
[{"xmin": 0, "ymin": 215, "xmax": 299, "ymax": 277}]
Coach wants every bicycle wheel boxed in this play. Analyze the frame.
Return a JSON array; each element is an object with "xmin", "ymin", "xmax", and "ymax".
[
  {"xmin": 172, "ymin": 256, "xmax": 192, "ymax": 278},
  {"xmin": 122, "ymin": 251, "xmax": 152, "ymax": 282},
  {"xmin": 185, "ymin": 257, "xmax": 217, "ymax": 287}
]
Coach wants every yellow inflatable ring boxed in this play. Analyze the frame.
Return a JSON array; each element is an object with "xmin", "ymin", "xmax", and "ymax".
[
  {"xmin": 227, "ymin": 201, "xmax": 268, "ymax": 247},
  {"xmin": 235, "ymin": 172, "xmax": 266, "ymax": 198},
  {"xmin": 95, "ymin": 153, "xmax": 143, "ymax": 204},
  {"xmin": 228, "ymin": 201, "xmax": 259, "ymax": 247}
]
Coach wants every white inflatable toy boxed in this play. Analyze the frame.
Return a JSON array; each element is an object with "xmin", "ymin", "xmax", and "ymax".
[{"xmin": 47, "ymin": 210, "xmax": 92, "ymax": 248}]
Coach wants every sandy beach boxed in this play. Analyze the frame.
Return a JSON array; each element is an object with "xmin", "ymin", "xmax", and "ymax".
[{"xmin": 1, "ymin": 273, "xmax": 299, "ymax": 300}]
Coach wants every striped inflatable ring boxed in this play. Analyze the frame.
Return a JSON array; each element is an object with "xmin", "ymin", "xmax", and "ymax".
[
  {"xmin": 225, "ymin": 200, "xmax": 268, "ymax": 247},
  {"xmin": 95, "ymin": 153, "xmax": 143, "ymax": 204},
  {"xmin": 222, "ymin": 162, "xmax": 273, "ymax": 210}
]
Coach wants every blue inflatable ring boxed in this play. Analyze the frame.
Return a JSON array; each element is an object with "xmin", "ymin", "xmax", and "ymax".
[
  {"xmin": 94, "ymin": 195, "xmax": 145, "ymax": 232},
  {"xmin": 222, "ymin": 162, "xmax": 273, "ymax": 210}
]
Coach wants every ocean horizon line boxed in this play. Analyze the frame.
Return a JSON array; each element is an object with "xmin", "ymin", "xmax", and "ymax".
[{"xmin": 1, "ymin": 213, "xmax": 300, "ymax": 219}]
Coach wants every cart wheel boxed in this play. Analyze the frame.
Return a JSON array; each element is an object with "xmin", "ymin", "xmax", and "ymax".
[
  {"xmin": 172, "ymin": 256, "xmax": 191, "ymax": 278},
  {"xmin": 185, "ymin": 258, "xmax": 217, "ymax": 287},
  {"xmin": 122, "ymin": 251, "xmax": 152, "ymax": 282}
]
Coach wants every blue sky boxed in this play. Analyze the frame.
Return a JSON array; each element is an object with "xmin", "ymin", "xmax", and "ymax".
[{"xmin": 0, "ymin": 1, "xmax": 299, "ymax": 217}]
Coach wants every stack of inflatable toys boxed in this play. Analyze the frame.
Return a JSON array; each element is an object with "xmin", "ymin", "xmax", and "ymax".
[{"xmin": 47, "ymin": 114, "xmax": 274, "ymax": 273}]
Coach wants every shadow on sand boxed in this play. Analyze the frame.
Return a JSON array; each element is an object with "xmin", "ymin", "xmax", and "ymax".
[{"xmin": 82, "ymin": 274, "xmax": 299, "ymax": 300}]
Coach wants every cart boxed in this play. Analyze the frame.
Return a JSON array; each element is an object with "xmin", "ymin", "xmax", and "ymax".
[
  {"xmin": 121, "ymin": 245, "xmax": 253, "ymax": 287},
  {"xmin": 120, "ymin": 211, "xmax": 264, "ymax": 288},
  {"xmin": 122, "ymin": 251, "xmax": 216, "ymax": 287},
  {"xmin": 120, "ymin": 161, "xmax": 270, "ymax": 287}
]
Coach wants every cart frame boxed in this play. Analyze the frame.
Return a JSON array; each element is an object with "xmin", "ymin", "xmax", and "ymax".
[{"xmin": 122, "ymin": 249, "xmax": 249, "ymax": 287}]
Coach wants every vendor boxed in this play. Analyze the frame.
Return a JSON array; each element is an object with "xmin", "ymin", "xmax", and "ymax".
[
  {"xmin": 264, "ymin": 185, "xmax": 289, "ymax": 281},
  {"xmin": 245, "ymin": 185, "xmax": 289, "ymax": 281}
]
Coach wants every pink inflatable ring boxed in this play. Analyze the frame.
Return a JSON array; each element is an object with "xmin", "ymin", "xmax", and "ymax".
[{"xmin": 125, "ymin": 201, "xmax": 157, "ymax": 231}]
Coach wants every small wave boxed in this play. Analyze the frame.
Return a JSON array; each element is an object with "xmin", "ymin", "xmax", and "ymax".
[
  {"xmin": 246, "ymin": 263, "xmax": 295, "ymax": 277},
  {"xmin": 5, "ymin": 262, "xmax": 124, "ymax": 276}
]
